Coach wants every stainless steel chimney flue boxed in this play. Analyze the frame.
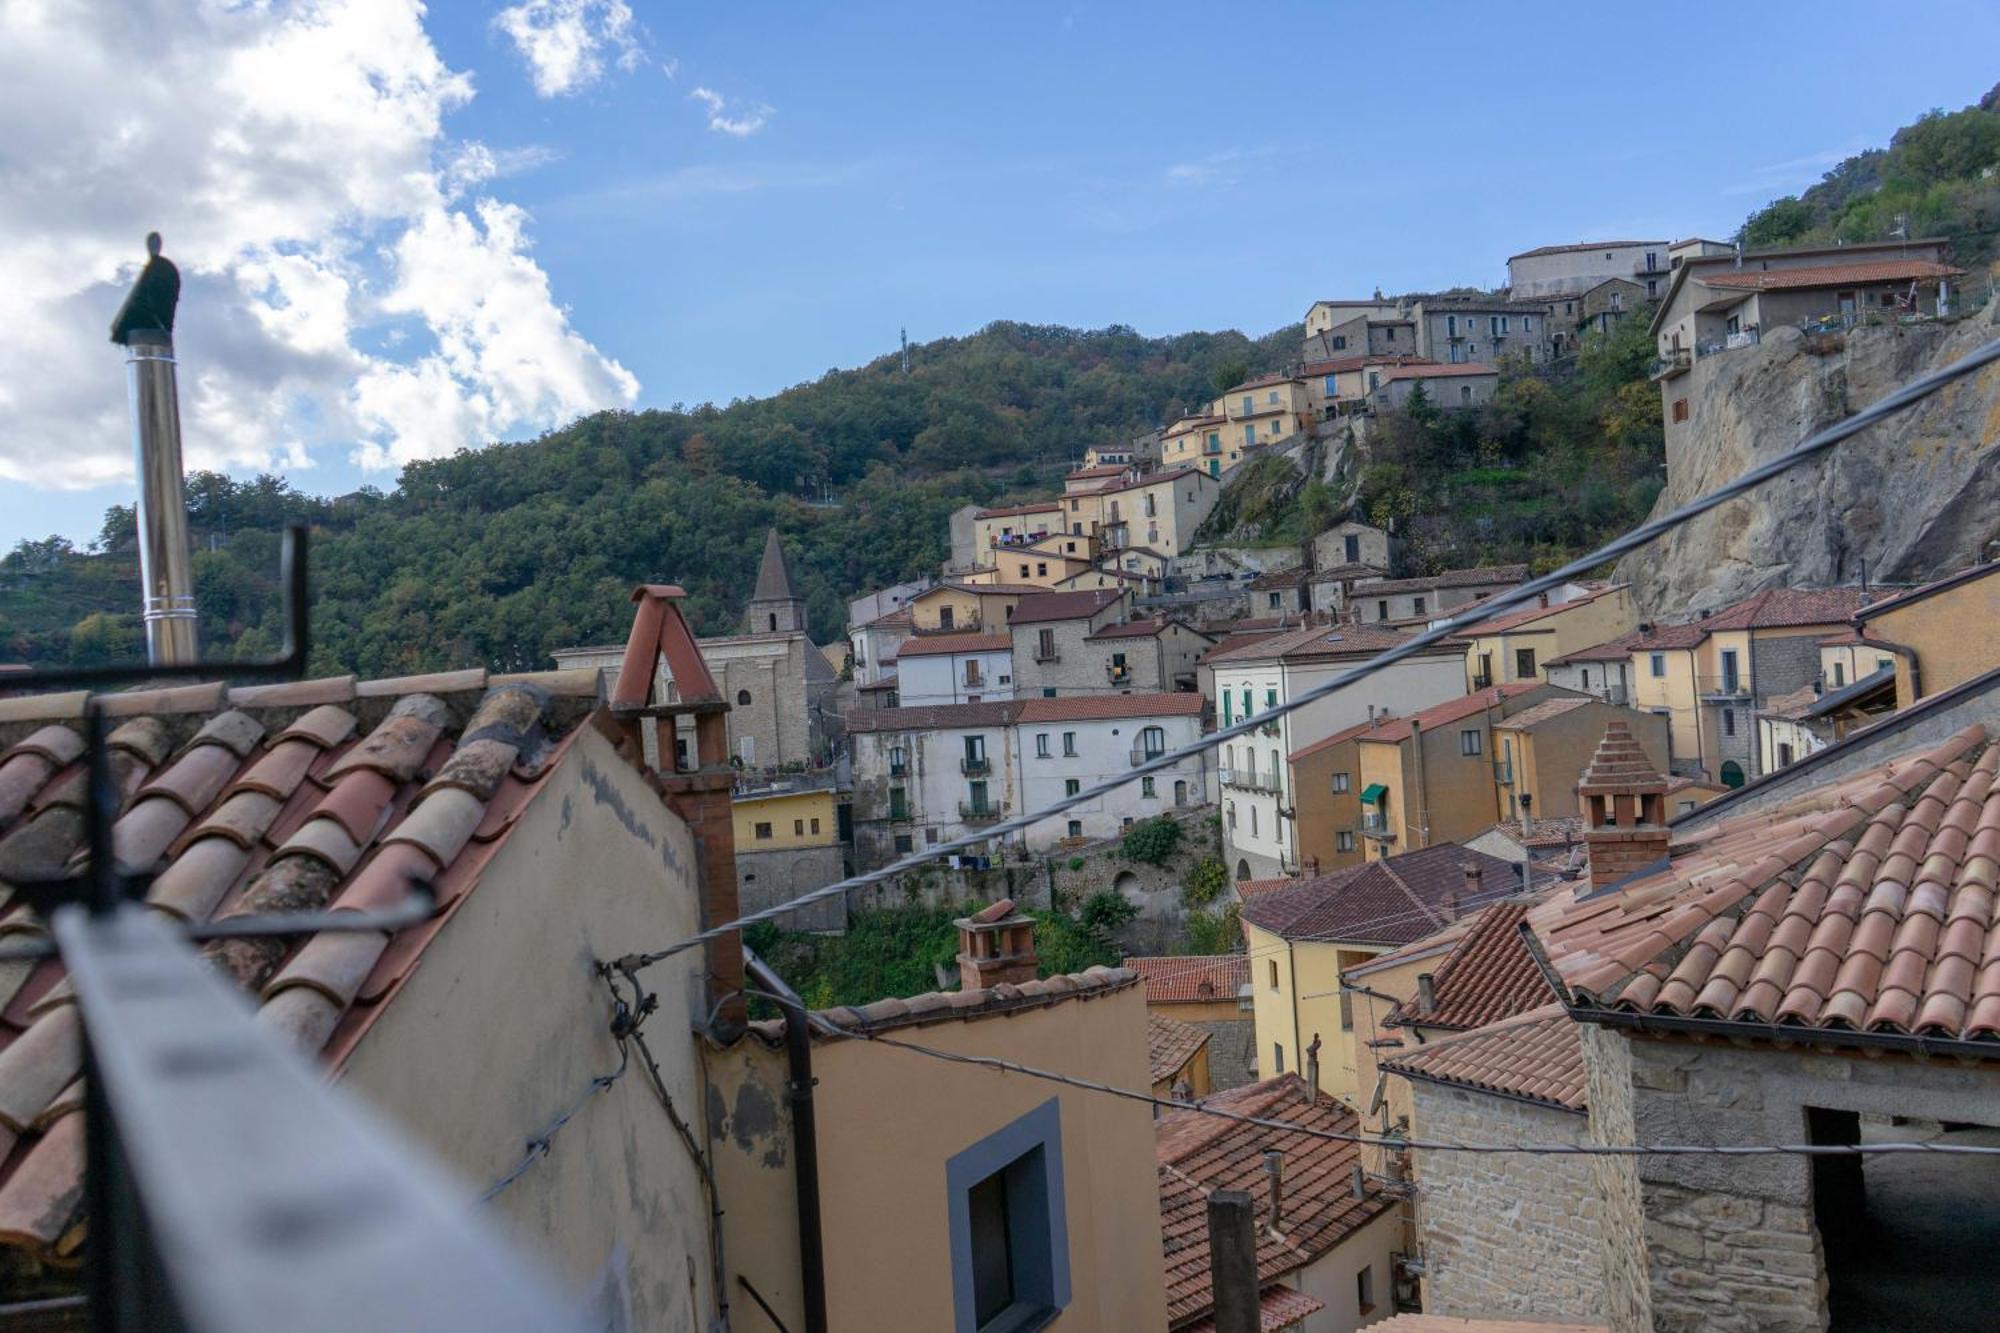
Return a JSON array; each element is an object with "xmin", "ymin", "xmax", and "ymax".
[
  {"xmin": 111, "ymin": 233, "xmax": 198, "ymax": 665},
  {"xmin": 124, "ymin": 330, "xmax": 198, "ymax": 664}
]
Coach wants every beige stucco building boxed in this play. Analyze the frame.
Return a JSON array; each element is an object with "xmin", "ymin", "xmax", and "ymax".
[
  {"xmin": 1456, "ymin": 583, "xmax": 1637, "ymax": 690},
  {"xmin": 1851, "ymin": 562, "xmax": 2000, "ymax": 708}
]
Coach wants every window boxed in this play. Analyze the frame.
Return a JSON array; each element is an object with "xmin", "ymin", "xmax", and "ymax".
[
  {"xmin": 810, "ymin": 818, "xmax": 821, "ymax": 835},
  {"xmin": 1332, "ymin": 772, "xmax": 1350, "ymax": 794},
  {"xmin": 1227, "ymin": 803, "xmax": 1237, "ymax": 829},
  {"xmin": 1337, "ymin": 830, "xmax": 1355, "ymax": 852},
  {"xmin": 793, "ymin": 819, "xmax": 804, "ymax": 837},
  {"xmin": 894, "ymin": 834, "xmax": 913, "ymax": 854},
  {"xmin": 1722, "ymin": 707, "xmax": 1736, "ymax": 737},
  {"xmin": 1331, "ymin": 334, "xmax": 1347, "ymax": 350},
  {"xmin": 1671, "ymin": 397, "xmax": 1690, "ymax": 423},
  {"xmin": 1268, "ymin": 592, "xmax": 1282, "ymax": 609},
  {"xmin": 1720, "ymin": 648, "xmax": 1740, "ymax": 693},
  {"xmin": 890, "ymin": 786, "xmax": 908, "ymax": 820},
  {"xmin": 1459, "ymin": 730, "xmax": 1482, "ymax": 756},
  {"xmin": 1142, "ymin": 776, "xmax": 1156, "ymax": 797},
  {"xmin": 1778, "ymin": 742, "xmax": 1795, "ymax": 768},
  {"xmin": 964, "ymin": 660, "xmax": 983, "ymax": 687},
  {"xmin": 968, "ymin": 780, "xmax": 990, "ymax": 813},
  {"xmin": 1272, "ymin": 1043, "xmax": 1284, "ymax": 1073},
  {"xmin": 1515, "ymin": 647, "xmax": 1536, "ymax": 678},
  {"xmin": 1139, "ymin": 726, "xmax": 1166, "ymax": 760},
  {"xmin": 1241, "ymin": 394, "xmax": 1254, "ymax": 415},
  {"xmin": 1357, "ymin": 1264, "xmax": 1377, "ymax": 1316},
  {"xmin": 948, "ymin": 1099, "xmax": 1070, "ymax": 1333},
  {"xmin": 1268, "ymin": 960, "xmax": 1279, "ymax": 990},
  {"xmin": 889, "ymin": 745, "xmax": 907, "ymax": 775},
  {"xmin": 754, "ymin": 822, "xmax": 772, "ymax": 840},
  {"xmin": 1650, "ymin": 652, "xmax": 1667, "ymax": 678},
  {"xmin": 1876, "ymin": 657, "xmax": 1894, "ymax": 675},
  {"xmin": 1344, "ymin": 534, "xmax": 1360, "ymax": 563},
  {"xmin": 1064, "ymin": 779, "xmax": 1080, "ymax": 797},
  {"xmin": 926, "ymin": 827, "xmax": 939, "ymax": 845},
  {"xmin": 1066, "ymin": 819, "xmax": 1081, "ymax": 838},
  {"xmin": 1377, "ymin": 599, "xmax": 1389, "ymax": 620},
  {"xmin": 1062, "ymin": 732, "xmax": 1077, "ymax": 757},
  {"xmin": 1018, "ymin": 564, "xmax": 1030, "ymax": 579},
  {"xmin": 1833, "ymin": 662, "xmax": 1846, "ymax": 687},
  {"xmin": 940, "ymin": 606, "xmax": 956, "ymax": 630},
  {"xmin": 1250, "ymin": 806, "xmax": 1258, "ymax": 835},
  {"xmin": 737, "ymin": 689, "xmax": 753, "ymax": 706},
  {"xmin": 1413, "ymin": 596, "xmax": 1427, "ymax": 616},
  {"xmin": 1035, "ymin": 732, "xmax": 1050, "ymax": 758}
]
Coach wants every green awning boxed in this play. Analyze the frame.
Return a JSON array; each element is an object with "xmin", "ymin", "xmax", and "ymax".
[{"xmin": 1359, "ymin": 783, "xmax": 1388, "ymax": 805}]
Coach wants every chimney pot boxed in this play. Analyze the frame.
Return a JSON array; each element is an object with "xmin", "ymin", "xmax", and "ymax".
[
  {"xmin": 1263, "ymin": 1150, "xmax": 1286, "ymax": 1231},
  {"xmin": 1460, "ymin": 860, "xmax": 1483, "ymax": 911},
  {"xmin": 1416, "ymin": 972, "xmax": 1438, "ymax": 1015},
  {"xmin": 957, "ymin": 900, "xmax": 1038, "ymax": 990}
]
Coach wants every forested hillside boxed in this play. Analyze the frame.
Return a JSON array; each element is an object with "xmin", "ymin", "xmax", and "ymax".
[
  {"xmin": 2, "ymin": 322, "xmax": 1296, "ymax": 673},
  {"xmin": 1741, "ymin": 83, "xmax": 2000, "ymax": 268}
]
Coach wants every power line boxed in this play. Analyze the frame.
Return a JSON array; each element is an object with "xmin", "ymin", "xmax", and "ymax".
[
  {"xmin": 609, "ymin": 334, "xmax": 2000, "ymax": 975},
  {"xmin": 764, "ymin": 993, "xmax": 2000, "ymax": 1160},
  {"xmin": 479, "ymin": 972, "xmax": 634, "ymax": 1204}
]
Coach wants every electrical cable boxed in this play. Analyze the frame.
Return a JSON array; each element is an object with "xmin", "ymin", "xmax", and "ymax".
[
  {"xmin": 612, "ymin": 333, "xmax": 2000, "ymax": 973},
  {"xmin": 747, "ymin": 990, "xmax": 2000, "ymax": 1160}
]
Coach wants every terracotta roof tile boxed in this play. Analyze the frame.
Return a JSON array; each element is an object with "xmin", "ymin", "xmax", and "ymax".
[
  {"xmin": 843, "ymin": 702, "xmax": 1022, "ymax": 734},
  {"xmin": 1382, "ymin": 1004, "xmax": 1586, "ymax": 1111},
  {"xmin": 1532, "ymin": 724, "xmax": 2000, "ymax": 1047},
  {"xmin": 1242, "ymin": 845, "xmax": 1542, "ymax": 947},
  {"xmin": 1008, "ymin": 589, "xmax": 1126, "ymax": 625},
  {"xmin": 891, "ymin": 633, "xmax": 1012, "ymax": 658},
  {"xmin": 1697, "ymin": 259, "xmax": 1963, "ymax": 291},
  {"xmin": 1016, "ymin": 693, "xmax": 1204, "ymax": 723},
  {"xmin": 1126, "ymin": 954, "xmax": 1249, "ymax": 1004},
  {"xmin": 1385, "ymin": 899, "xmax": 1555, "ymax": 1030},
  {"xmin": 1157, "ymin": 1075, "xmax": 1395, "ymax": 1326},
  {"xmin": 0, "ymin": 662, "xmax": 614, "ymax": 1263},
  {"xmin": 1147, "ymin": 1013, "xmax": 1211, "ymax": 1085},
  {"xmin": 1356, "ymin": 565, "xmax": 1528, "ymax": 597}
]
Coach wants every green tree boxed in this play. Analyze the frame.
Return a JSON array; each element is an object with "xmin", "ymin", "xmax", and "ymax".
[
  {"xmin": 1121, "ymin": 815, "xmax": 1183, "ymax": 864},
  {"xmin": 1740, "ymin": 195, "xmax": 1815, "ymax": 249}
]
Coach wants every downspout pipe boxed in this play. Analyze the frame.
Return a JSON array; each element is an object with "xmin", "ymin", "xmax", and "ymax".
[{"xmin": 743, "ymin": 948, "xmax": 827, "ymax": 1333}]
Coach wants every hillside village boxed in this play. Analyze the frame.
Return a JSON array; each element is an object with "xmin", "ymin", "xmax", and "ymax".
[{"xmin": 6, "ymin": 205, "xmax": 1996, "ymax": 1333}]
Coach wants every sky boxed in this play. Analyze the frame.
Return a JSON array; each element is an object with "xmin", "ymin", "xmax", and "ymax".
[{"xmin": 4, "ymin": 0, "xmax": 2000, "ymax": 548}]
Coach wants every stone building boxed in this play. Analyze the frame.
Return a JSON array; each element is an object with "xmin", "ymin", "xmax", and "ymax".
[
  {"xmin": 1530, "ymin": 720, "xmax": 2000, "ymax": 1332},
  {"xmin": 1382, "ymin": 1006, "xmax": 1603, "ymax": 1325},
  {"xmin": 1084, "ymin": 617, "xmax": 1214, "ymax": 694},
  {"xmin": 1008, "ymin": 588, "xmax": 1131, "ymax": 696},
  {"xmin": 1507, "ymin": 239, "xmax": 1670, "ymax": 302}
]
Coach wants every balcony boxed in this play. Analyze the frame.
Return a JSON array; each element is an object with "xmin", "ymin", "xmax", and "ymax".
[
  {"xmin": 960, "ymin": 755, "xmax": 991, "ymax": 776},
  {"xmin": 1107, "ymin": 663, "xmax": 1131, "ymax": 685},
  {"xmin": 888, "ymin": 762, "xmax": 908, "ymax": 779},
  {"xmin": 1129, "ymin": 744, "xmax": 1166, "ymax": 768},
  {"xmin": 913, "ymin": 616, "xmax": 980, "ymax": 635},
  {"xmin": 1360, "ymin": 810, "xmax": 1394, "ymax": 840},
  {"xmin": 1697, "ymin": 674, "xmax": 1751, "ymax": 701},
  {"xmin": 1033, "ymin": 649, "xmax": 1061, "ymax": 664},
  {"xmin": 1651, "ymin": 348, "xmax": 1691, "ymax": 380},
  {"xmin": 1257, "ymin": 720, "xmax": 1280, "ymax": 738},
  {"xmin": 1492, "ymin": 759, "xmax": 1514, "ymax": 785},
  {"xmin": 1471, "ymin": 672, "xmax": 1493, "ymax": 690},
  {"xmin": 957, "ymin": 800, "xmax": 1005, "ymax": 823},
  {"xmin": 888, "ymin": 804, "xmax": 912, "ymax": 823},
  {"xmin": 1221, "ymin": 767, "xmax": 1281, "ymax": 795}
]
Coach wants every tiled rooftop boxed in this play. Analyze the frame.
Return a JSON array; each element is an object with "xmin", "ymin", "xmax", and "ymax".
[
  {"xmin": 890, "ymin": 632, "xmax": 1011, "ymax": 658},
  {"xmin": 1181, "ymin": 1285, "xmax": 1325, "ymax": 1333},
  {"xmin": 1493, "ymin": 697, "xmax": 1597, "ymax": 730},
  {"xmin": 1147, "ymin": 1013, "xmax": 1211, "ymax": 1085},
  {"xmin": 1007, "ymin": 589, "xmax": 1126, "ymax": 625},
  {"xmin": 1481, "ymin": 816, "xmax": 1586, "ymax": 850},
  {"xmin": 1628, "ymin": 586, "xmax": 1874, "ymax": 651},
  {"xmin": 751, "ymin": 965, "xmax": 1139, "ymax": 1044},
  {"xmin": 843, "ymin": 702, "xmax": 1021, "ymax": 734},
  {"xmin": 0, "ymin": 663, "xmax": 619, "ymax": 1261},
  {"xmin": 1696, "ymin": 259, "xmax": 1963, "ymax": 291},
  {"xmin": 1378, "ymin": 361, "xmax": 1498, "ymax": 381},
  {"xmin": 1293, "ymin": 685, "xmax": 1542, "ymax": 762},
  {"xmin": 971, "ymin": 501, "xmax": 1063, "ymax": 519},
  {"xmin": 1205, "ymin": 623, "xmax": 1436, "ymax": 667},
  {"xmin": 1157, "ymin": 1074, "xmax": 1394, "ymax": 1327},
  {"xmin": 1385, "ymin": 897, "xmax": 1555, "ymax": 1031},
  {"xmin": 1240, "ymin": 845, "xmax": 1533, "ymax": 948},
  {"xmin": 1125, "ymin": 954, "xmax": 1249, "ymax": 1004},
  {"xmin": 1454, "ymin": 584, "xmax": 1626, "ymax": 637},
  {"xmin": 1357, "ymin": 564, "xmax": 1529, "ymax": 597},
  {"xmin": 1531, "ymin": 724, "xmax": 2000, "ymax": 1045},
  {"xmin": 1015, "ymin": 693, "xmax": 1204, "ymax": 723},
  {"xmin": 1382, "ymin": 1004, "xmax": 1587, "ymax": 1113},
  {"xmin": 1086, "ymin": 618, "xmax": 1197, "ymax": 641}
]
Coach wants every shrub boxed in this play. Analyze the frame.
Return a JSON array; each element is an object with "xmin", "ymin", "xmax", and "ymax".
[
  {"xmin": 1121, "ymin": 816, "xmax": 1183, "ymax": 865},
  {"xmin": 1181, "ymin": 904, "xmax": 1243, "ymax": 956},
  {"xmin": 1183, "ymin": 857, "xmax": 1228, "ymax": 907}
]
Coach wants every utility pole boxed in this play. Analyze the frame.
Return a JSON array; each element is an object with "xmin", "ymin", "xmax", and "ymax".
[
  {"xmin": 1205, "ymin": 1189, "xmax": 1260, "ymax": 1333},
  {"xmin": 900, "ymin": 326, "xmax": 910, "ymax": 374}
]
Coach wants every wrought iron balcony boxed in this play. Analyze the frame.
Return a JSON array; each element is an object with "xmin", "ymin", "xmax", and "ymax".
[
  {"xmin": 1221, "ymin": 767, "xmax": 1281, "ymax": 794},
  {"xmin": 1651, "ymin": 348, "xmax": 1691, "ymax": 380},
  {"xmin": 1697, "ymin": 674, "xmax": 1751, "ymax": 701},
  {"xmin": 960, "ymin": 755, "xmax": 991, "ymax": 776},
  {"xmin": 1034, "ymin": 650, "xmax": 1061, "ymax": 664},
  {"xmin": 1492, "ymin": 759, "xmax": 1514, "ymax": 784},
  {"xmin": 957, "ymin": 800, "xmax": 1005, "ymax": 823},
  {"xmin": 1360, "ymin": 810, "xmax": 1394, "ymax": 839},
  {"xmin": 1107, "ymin": 662, "xmax": 1131, "ymax": 684}
]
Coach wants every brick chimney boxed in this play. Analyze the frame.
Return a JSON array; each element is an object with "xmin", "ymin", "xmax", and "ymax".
[
  {"xmin": 956, "ymin": 898, "xmax": 1038, "ymax": 990},
  {"xmin": 1578, "ymin": 720, "xmax": 1671, "ymax": 892}
]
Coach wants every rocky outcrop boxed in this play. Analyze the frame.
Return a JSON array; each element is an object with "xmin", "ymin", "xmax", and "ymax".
[{"xmin": 1618, "ymin": 308, "xmax": 2000, "ymax": 613}]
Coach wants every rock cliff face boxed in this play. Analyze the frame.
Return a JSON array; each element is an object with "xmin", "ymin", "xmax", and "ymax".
[{"xmin": 1617, "ymin": 309, "xmax": 2000, "ymax": 613}]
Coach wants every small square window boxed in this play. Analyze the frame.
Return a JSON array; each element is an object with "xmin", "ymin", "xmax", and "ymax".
[
  {"xmin": 1337, "ymin": 830, "xmax": 1355, "ymax": 852},
  {"xmin": 948, "ymin": 1100, "xmax": 1070, "ymax": 1333},
  {"xmin": 1459, "ymin": 730, "xmax": 1482, "ymax": 757},
  {"xmin": 1066, "ymin": 819, "xmax": 1081, "ymax": 838},
  {"xmin": 1142, "ymin": 776, "xmax": 1156, "ymax": 797},
  {"xmin": 894, "ymin": 834, "xmax": 913, "ymax": 854},
  {"xmin": 754, "ymin": 822, "xmax": 773, "ymax": 840},
  {"xmin": 1332, "ymin": 772, "xmax": 1350, "ymax": 794},
  {"xmin": 1064, "ymin": 779, "xmax": 1080, "ymax": 797}
]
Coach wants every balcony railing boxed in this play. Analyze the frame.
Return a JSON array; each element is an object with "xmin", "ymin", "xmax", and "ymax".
[
  {"xmin": 1471, "ymin": 672, "xmax": 1493, "ymax": 690},
  {"xmin": 889, "ymin": 762, "xmax": 907, "ymax": 779},
  {"xmin": 1492, "ymin": 759, "xmax": 1514, "ymax": 784},
  {"xmin": 913, "ymin": 617, "xmax": 980, "ymax": 635},
  {"xmin": 957, "ymin": 800, "xmax": 1005, "ymax": 823},
  {"xmin": 1034, "ymin": 649, "xmax": 1061, "ymax": 663},
  {"xmin": 1651, "ymin": 348, "xmax": 1691, "ymax": 380},
  {"xmin": 1107, "ymin": 663, "xmax": 1131, "ymax": 684},
  {"xmin": 1697, "ymin": 674, "xmax": 1750, "ymax": 700},
  {"xmin": 1220, "ymin": 767, "xmax": 1281, "ymax": 794},
  {"xmin": 1258, "ymin": 720, "xmax": 1280, "ymax": 738},
  {"xmin": 960, "ymin": 755, "xmax": 991, "ymax": 776},
  {"xmin": 1360, "ymin": 810, "xmax": 1393, "ymax": 839}
]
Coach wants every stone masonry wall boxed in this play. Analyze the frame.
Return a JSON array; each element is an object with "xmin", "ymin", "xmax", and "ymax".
[
  {"xmin": 1579, "ymin": 1022, "xmax": 1650, "ymax": 1333},
  {"xmin": 1594, "ymin": 1026, "xmax": 2000, "ymax": 1333},
  {"xmin": 1410, "ymin": 1082, "xmax": 1604, "ymax": 1324}
]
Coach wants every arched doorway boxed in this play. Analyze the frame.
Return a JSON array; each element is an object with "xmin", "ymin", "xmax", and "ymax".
[
  {"xmin": 1720, "ymin": 760, "xmax": 1745, "ymax": 789},
  {"xmin": 1173, "ymin": 779, "xmax": 1187, "ymax": 807},
  {"xmin": 1236, "ymin": 859, "xmax": 1251, "ymax": 881}
]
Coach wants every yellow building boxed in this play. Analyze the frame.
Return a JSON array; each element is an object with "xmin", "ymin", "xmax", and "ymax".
[
  {"xmin": 1238, "ymin": 843, "xmax": 1529, "ymax": 1105},
  {"xmin": 1159, "ymin": 376, "xmax": 1314, "ymax": 479},
  {"xmin": 1851, "ymin": 563, "xmax": 2000, "ymax": 707},
  {"xmin": 1457, "ymin": 583, "xmax": 1638, "ymax": 690},
  {"xmin": 709, "ymin": 910, "xmax": 1170, "ymax": 1332},
  {"xmin": 1816, "ymin": 628, "xmax": 1899, "ymax": 693},
  {"xmin": 906, "ymin": 581, "xmax": 1035, "ymax": 633},
  {"xmin": 1491, "ymin": 695, "xmax": 1670, "ymax": 822},
  {"xmin": 1159, "ymin": 412, "xmax": 1231, "ymax": 477},
  {"xmin": 970, "ymin": 500, "xmax": 1064, "ymax": 554},
  {"xmin": 989, "ymin": 545, "xmax": 1097, "ymax": 589},
  {"xmin": 732, "ymin": 784, "xmax": 838, "ymax": 851},
  {"xmin": 1623, "ymin": 586, "xmax": 1869, "ymax": 787}
]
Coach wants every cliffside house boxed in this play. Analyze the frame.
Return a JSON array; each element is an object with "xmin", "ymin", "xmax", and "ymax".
[
  {"xmin": 1507, "ymin": 239, "xmax": 1670, "ymax": 302},
  {"xmin": 1454, "ymin": 583, "xmax": 1639, "ymax": 691},
  {"xmin": 1350, "ymin": 565, "xmax": 1531, "ymax": 628}
]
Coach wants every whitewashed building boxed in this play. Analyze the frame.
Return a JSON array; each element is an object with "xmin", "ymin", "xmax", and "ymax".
[
  {"xmin": 846, "ymin": 702, "xmax": 1023, "ymax": 867},
  {"xmin": 891, "ymin": 632, "xmax": 1016, "ymax": 706},
  {"xmin": 1207, "ymin": 625, "xmax": 1467, "ymax": 879},
  {"xmin": 1011, "ymin": 694, "xmax": 1209, "ymax": 850}
]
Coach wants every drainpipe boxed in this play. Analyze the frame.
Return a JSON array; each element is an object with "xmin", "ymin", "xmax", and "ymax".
[
  {"xmin": 1408, "ymin": 719, "xmax": 1428, "ymax": 848},
  {"xmin": 742, "ymin": 949, "xmax": 827, "ymax": 1333}
]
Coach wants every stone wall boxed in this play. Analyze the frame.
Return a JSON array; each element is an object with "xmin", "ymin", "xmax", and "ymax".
[
  {"xmin": 1410, "ymin": 1082, "xmax": 1604, "ymax": 1324},
  {"xmin": 1185, "ymin": 1017, "xmax": 1256, "ymax": 1091},
  {"xmin": 1586, "ymin": 1023, "xmax": 2000, "ymax": 1333},
  {"xmin": 737, "ymin": 844, "xmax": 848, "ymax": 932}
]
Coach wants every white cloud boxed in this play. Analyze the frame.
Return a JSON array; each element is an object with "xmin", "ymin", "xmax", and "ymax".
[
  {"xmin": 1162, "ymin": 146, "xmax": 1279, "ymax": 189},
  {"xmin": 690, "ymin": 86, "xmax": 773, "ymax": 138},
  {"xmin": 494, "ymin": 0, "xmax": 641, "ymax": 98},
  {"xmin": 0, "ymin": 0, "xmax": 636, "ymax": 491}
]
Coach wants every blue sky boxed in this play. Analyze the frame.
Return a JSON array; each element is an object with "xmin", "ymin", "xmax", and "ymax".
[{"xmin": 7, "ymin": 0, "xmax": 2000, "ymax": 547}]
